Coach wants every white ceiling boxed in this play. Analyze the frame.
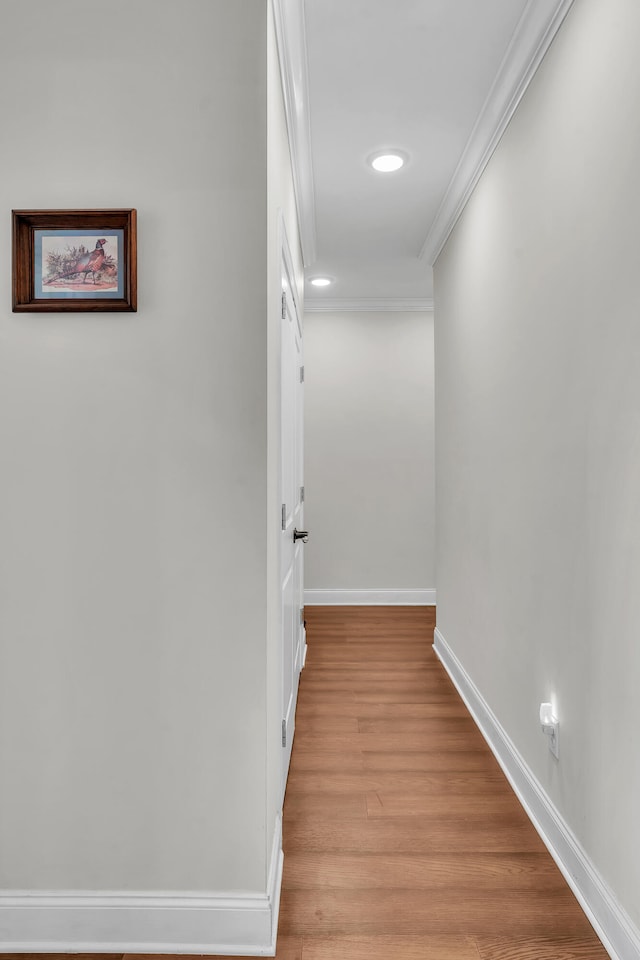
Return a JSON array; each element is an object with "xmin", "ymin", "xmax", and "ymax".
[{"xmin": 274, "ymin": 0, "xmax": 575, "ymax": 310}]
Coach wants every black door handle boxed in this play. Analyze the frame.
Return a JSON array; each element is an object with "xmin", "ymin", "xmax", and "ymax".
[{"xmin": 293, "ymin": 528, "xmax": 309, "ymax": 543}]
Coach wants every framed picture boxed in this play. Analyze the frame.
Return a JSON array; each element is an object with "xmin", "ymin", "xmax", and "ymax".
[{"xmin": 12, "ymin": 209, "xmax": 137, "ymax": 312}]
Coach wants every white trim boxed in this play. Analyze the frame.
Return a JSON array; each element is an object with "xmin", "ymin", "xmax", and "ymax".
[
  {"xmin": 272, "ymin": 0, "xmax": 317, "ymax": 266},
  {"xmin": 279, "ymin": 210, "xmax": 303, "ymax": 333},
  {"xmin": 0, "ymin": 819, "xmax": 284, "ymax": 956},
  {"xmin": 305, "ymin": 297, "xmax": 434, "ymax": 314},
  {"xmin": 266, "ymin": 813, "xmax": 284, "ymax": 955},
  {"xmin": 419, "ymin": 0, "xmax": 576, "ymax": 265},
  {"xmin": 304, "ymin": 589, "xmax": 436, "ymax": 606},
  {"xmin": 0, "ymin": 895, "xmax": 274, "ymax": 955},
  {"xmin": 433, "ymin": 627, "xmax": 640, "ymax": 960}
]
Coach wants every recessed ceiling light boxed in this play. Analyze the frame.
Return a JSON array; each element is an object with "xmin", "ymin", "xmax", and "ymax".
[
  {"xmin": 310, "ymin": 277, "xmax": 332, "ymax": 288},
  {"xmin": 369, "ymin": 151, "xmax": 406, "ymax": 173}
]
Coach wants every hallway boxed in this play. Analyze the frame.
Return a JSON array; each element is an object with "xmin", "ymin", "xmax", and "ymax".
[{"xmin": 275, "ymin": 606, "xmax": 608, "ymax": 960}]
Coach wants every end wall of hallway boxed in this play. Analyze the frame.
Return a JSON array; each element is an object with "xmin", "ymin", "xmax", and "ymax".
[{"xmin": 304, "ymin": 310, "xmax": 435, "ymax": 602}]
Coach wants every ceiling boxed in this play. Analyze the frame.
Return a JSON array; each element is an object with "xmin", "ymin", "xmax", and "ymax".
[{"xmin": 274, "ymin": 0, "xmax": 575, "ymax": 310}]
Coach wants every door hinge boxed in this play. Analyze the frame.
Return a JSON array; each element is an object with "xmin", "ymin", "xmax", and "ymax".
[
  {"xmin": 300, "ymin": 365, "xmax": 305, "ymax": 383},
  {"xmin": 281, "ymin": 291, "xmax": 287, "ymax": 319},
  {"xmin": 300, "ymin": 606, "xmax": 304, "ymax": 625},
  {"xmin": 282, "ymin": 719, "xmax": 287, "ymax": 748},
  {"xmin": 281, "ymin": 503, "xmax": 287, "ymax": 530},
  {"xmin": 300, "ymin": 485, "xmax": 305, "ymax": 503}
]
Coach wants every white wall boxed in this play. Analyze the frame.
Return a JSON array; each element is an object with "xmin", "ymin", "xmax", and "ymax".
[
  {"xmin": 304, "ymin": 310, "xmax": 435, "ymax": 596},
  {"xmin": 435, "ymin": 0, "xmax": 640, "ymax": 936},
  {"xmin": 0, "ymin": 0, "xmax": 270, "ymax": 900}
]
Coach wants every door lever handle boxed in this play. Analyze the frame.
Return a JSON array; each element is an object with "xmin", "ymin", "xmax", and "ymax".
[{"xmin": 293, "ymin": 528, "xmax": 309, "ymax": 543}]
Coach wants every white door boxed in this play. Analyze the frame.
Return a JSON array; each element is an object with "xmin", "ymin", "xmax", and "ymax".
[{"xmin": 280, "ymin": 236, "xmax": 306, "ymax": 800}]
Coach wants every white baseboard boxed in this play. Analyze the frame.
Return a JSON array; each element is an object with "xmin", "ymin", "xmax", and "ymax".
[
  {"xmin": 266, "ymin": 813, "xmax": 284, "ymax": 956},
  {"xmin": 0, "ymin": 819, "xmax": 284, "ymax": 956},
  {"xmin": 304, "ymin": 588, "xmax": 436, "ymax": 606},
  {"xmin": 433, "ymin": 628, "xmax": 640, "ymax": 960}
]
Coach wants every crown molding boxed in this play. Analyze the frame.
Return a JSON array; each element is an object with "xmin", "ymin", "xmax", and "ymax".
[
  {"xmin": 272, "ymin": 0, "xmax": 317, "ymax": 266},
  {"xmin": 419, "ymin": 0, "xmax": 576, "ymax": 265},
  {"xmin": 304, "ymin": 297, "xmax": 434, "ymax": 314}
]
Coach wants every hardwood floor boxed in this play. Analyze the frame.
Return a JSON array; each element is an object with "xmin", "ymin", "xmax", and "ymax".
[
  {"xmin": 4, "ymin": 607, "xmax": 609, "ymax": 960},
  {"xmin": 276, "ymin": 606, "xmax": 609, "ymax": 960}
]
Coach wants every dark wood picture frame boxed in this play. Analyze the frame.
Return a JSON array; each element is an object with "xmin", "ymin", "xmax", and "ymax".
[{"xmin": 12, "ymin": 208, "xmax": 137, "ymax": 312}]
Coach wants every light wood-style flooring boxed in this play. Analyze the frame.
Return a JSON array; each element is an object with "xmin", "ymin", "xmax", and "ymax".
[{"xmin": 274, "ymin": 605, "xmax": 609, "ymax": 960}]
